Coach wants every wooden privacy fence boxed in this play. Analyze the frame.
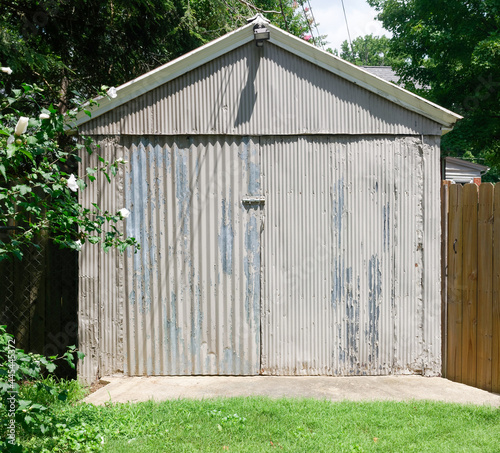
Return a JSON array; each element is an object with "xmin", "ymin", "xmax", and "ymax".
[{"xmin": 442, "ymin": 182, "xmax": 500, "ymax": 393}]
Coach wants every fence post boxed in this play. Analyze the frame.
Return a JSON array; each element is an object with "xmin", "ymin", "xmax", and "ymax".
[{"xmin": 441, "ymin": 182, "xmax": 449, "ymax": 377}]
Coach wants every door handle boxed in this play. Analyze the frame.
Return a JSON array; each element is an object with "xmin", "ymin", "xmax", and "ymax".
[{"xmin": 241, "ymin": 196, "xmax": 265, "ymax": 205}]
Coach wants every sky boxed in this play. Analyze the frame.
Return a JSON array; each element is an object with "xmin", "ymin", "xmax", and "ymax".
[{"xmin": 307, "ymin": 0, "xmax": 389, "ymax": 52}]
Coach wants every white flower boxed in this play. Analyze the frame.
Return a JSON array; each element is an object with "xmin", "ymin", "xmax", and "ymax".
[
  {"xmin": 115, "ymin": 158, "xmax": 128, "ymax": 164},
  {"xmin": 14, "ymin": 117, "xmax": 29, "ymax": 136},
  {"xmin": 1, "ymin": 67, "xmax": 12, "ymax": 75},
  {"xmin": 39, "ymin": 113, "xmax": 50, "ymax": 120},
  {"xmin": 7, "ymin": 135, "xmax": 14, "ymax": 145},
  {"xmin": 74, "ymin": 240, "xmax": 82, "ymax": 251},
  {"xmin": 107, "ymin": 87, "xmax": 117, "ymax": 99},
  {"xmin": 67, "ymin": 174, "xmax": 78, "ymax": 192},
  {"xmin": 118, "ymin": 208, "xmax": 130, "ymax": 219}
]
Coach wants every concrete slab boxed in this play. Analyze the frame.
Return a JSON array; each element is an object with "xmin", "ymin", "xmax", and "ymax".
[{"xmin": 84, "ymin": 375, "xmax": 500, "ymax": 407}]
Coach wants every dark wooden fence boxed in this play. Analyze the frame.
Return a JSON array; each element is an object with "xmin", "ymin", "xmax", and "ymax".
[
  {"xmin": 442, "ymin": 182, "xmax": 500, "ymax": 393},
  {"xmin": 0, "ymin": 233, "xmax": 78, "ymax": 377}
]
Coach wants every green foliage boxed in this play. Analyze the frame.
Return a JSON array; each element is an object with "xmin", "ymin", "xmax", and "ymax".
[
  {"xmin": 367, "ymin": 0, "xmax": 500, "ymax": 179},
  {"xmin": 0, "ymin": 0, "xmax": 315, "ymax": 111},
  {"xmin": 337, "ymin": 34, "xmax": 401, "ymax": 67},
  {"xmin": 0, "ymin": 82, "xmax": 138, "ymax": 261},
  {"xmin": 0, "ymin": 325, "xmax": 87, "ymax": 451},
  {"xmin": 14, "ymin": 397, "xmax": 500, "ymax": 452}
]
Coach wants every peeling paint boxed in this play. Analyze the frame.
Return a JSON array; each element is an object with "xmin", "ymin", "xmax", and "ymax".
[
  {"xmin": 248, "ymin": 162, "xmax": 260, "ymax": 195},
  {"xmin": 244, "ymin": 214, "xmax": 260, "ymax": 346},
  {"xmin": 333, "ymin": 178, "xmax": 344, "ymax": 248},
  {"xmin": 219, "ymin": 198, "xmax": 234, "ymax": 275},
  {"xmin": 190, "ymin": 284, "xmax": 203, "ymax": 373},
  {"xmin": 345, "ymin": 267, "xmax": 360, "ymax": 370},
  {"xmin": 331, "ymin": 257, "xmax": 344, "ymax": 308},
  {"xmin": 368, "ymin": 255, "xmax": 381, "ymax": 363},
  {"xmin": 98, "ymin": 134, "xmax": 442, "ymax": 379},
  {"xmin": 220, "ymin": 348, "xmax": 242, "ymax": 374},
  {"xmin": 126, "ymin": 142, "xmax": 152, "ymax": 313},
  {"xmin": 174, "ymin": 144, "xmax": 190, "ymax": 237},
  {"xmin": 164, "ymin": 292, "xmax": 183, "ymax": 372},
  {"xmin": 383, "ymin": 202, "xmax": 390, "ymax": 252}
]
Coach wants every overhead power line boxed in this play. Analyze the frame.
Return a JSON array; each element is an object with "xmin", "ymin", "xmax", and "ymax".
[{"xmin": 340, "ymin": 0, "xmax": 354, "ymax": 55}]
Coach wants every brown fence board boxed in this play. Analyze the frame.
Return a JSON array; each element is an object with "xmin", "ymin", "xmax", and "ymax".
[
  {"xmin": 493, "ymin": 184, "xmax": 500, "ymax": 393},
  {"xmin": 477, "ymin": 183, "xmax": 493, "ymax": 391},
  {"xmin": 447, "ymin": 184, "xmax": 463, "ymax": 382},
  {"xmin": 444, "ymin": 182, "xmax": 500, "ymax": 393},
  {"xmin": 461, "ymin": 184, "xmax": 478, "ymax": 387}
]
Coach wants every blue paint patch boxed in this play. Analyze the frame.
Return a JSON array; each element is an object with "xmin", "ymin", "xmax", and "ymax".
[
  {"xmin": 331, "ymin": 257, "xmax": 345, "ymax": 308},
  {"xmin": 345, "ymin": 268, "xmax": 360, "ymax": 370},
  {"xmin": 248, "ymin": 162, "xmax": 261, "ymax": 195},
  {"xmin": 218, "ymin": 199, "xmax": 234, "ymax": 275},
  {"xmin": 238, "ymin": 138, "xmax": 249, "ymax": 163},
  {"xmin": 221, "ymin": 349, "xmax": 242, "ymax": 374},
  {"xmin": 164, "ymin": 144, "xmax": 171, "ymax": 174},
  {"xmin": 164, "ymin": 291, "xmax": 184, "ymax": 373},
  {"xmin": 244, "ymin": 215, "xmax": 261, "ymax": 346},
  {"xmin": 332, "ymin": 178, "xmax": 344, "ymax": 249},
  {"xmin": 126, "ymin": 142, "xmax": 152, "ymax": 313},
  {"xmin": 338, "ymin": 326, "xmax": 345, "ymax": 363},
  {"xmin": 174, "ymin": 145, "xmax": 190, "ymax": 238},
  {"xmin": 154, "ymin": 143, "xmax": 164, "ymax": 168},
  {"xmin": 238, "ymin": 138, "xmax": 260, "ymax": 195},
  {"xmin": 383, "ymin": 203, "xmax": 390, "ymax": 252},
  {"xmin": 190, "ymin": 284, "xmax": 203, "ymax": 374},
  {"xmin": 368, "ymin": 255, "xmax": 381, "ymax": 363}
]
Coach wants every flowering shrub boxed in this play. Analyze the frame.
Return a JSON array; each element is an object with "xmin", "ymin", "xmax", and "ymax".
[{"xmin": 0, "ymin": 72, "xmax": 138, "ymax": 260}]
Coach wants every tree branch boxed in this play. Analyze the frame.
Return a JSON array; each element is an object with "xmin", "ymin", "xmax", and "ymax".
[{"xmin": 235, "ymin": 0, "xmax": 280, "ymax": 15}]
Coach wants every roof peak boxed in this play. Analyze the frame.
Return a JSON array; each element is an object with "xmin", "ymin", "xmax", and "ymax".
[{"xmin": 247, "ymin": 13, "xmax": 270, "ymax": 26}]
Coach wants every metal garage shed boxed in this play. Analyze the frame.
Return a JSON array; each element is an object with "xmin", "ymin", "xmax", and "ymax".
[{"xmin": 73, "ymin": 15, "xmax": 461, "ymax": 383}]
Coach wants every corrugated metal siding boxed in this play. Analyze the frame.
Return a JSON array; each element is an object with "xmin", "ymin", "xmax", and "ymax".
[
  {"xmin": 78, "ymin": 137, "xmax": 125, "ymax": 383},
  {"xmin": 79, "ymin": 134, "xmax": 442, "ymax": 381},
  {"xmin": 260, "ymin": 135, "xmax": 441, "ymax": 376},
  {"xmin": 122, "ymin": 136, "xmax": 262, "ymax": 376},
  {"xmin": 79, "ymin": 42, "xmax": 441, "ymax": 137}
]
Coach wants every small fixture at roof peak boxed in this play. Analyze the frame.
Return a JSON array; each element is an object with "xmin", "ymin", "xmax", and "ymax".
[{"xmin": 249, "ymin": 14, "xmax": 270, "ymax": 47}]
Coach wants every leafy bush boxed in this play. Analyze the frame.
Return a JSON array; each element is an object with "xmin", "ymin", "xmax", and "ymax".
[{"xmin": 0, "ymin": 324, "xmax": 86, "ymax": 451}]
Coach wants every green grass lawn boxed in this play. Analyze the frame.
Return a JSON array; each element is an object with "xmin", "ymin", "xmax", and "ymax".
[{"xmin": 23, "ymin": 396, "xmax": 500, "ymax": 452}]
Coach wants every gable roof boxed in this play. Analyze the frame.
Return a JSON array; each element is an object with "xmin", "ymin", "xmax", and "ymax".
[{"xmin": 71, "ymin": 16, "xmax": 462, "ymax": 131}]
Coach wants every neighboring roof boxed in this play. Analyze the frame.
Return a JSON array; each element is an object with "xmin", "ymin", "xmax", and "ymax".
[
  {"xmin": 71, "ymin": 15, "xmax": 462, "ymax": 130},
  {"xmin": 362, "ymin": 66, "xmax": 400, "ymax": 84},
  {"xmin": 444, "ymin": 156, "xmax": 489, "ymax": 182},
  {"xmin": 362, "ymin": 66, "xmax": 426, "ymax": 90}
]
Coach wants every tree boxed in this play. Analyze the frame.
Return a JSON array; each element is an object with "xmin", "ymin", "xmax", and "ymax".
[
  {"xmin": 0, "ymin": 0, "xmax": 313, "ymax": 112},
  {"xmin": 368, "ymin": 0, "xmax": 500, "ymax": 180},
  {"xmin": 338, "ymin": 34, "xmax": 401, "ymax": 67}
]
